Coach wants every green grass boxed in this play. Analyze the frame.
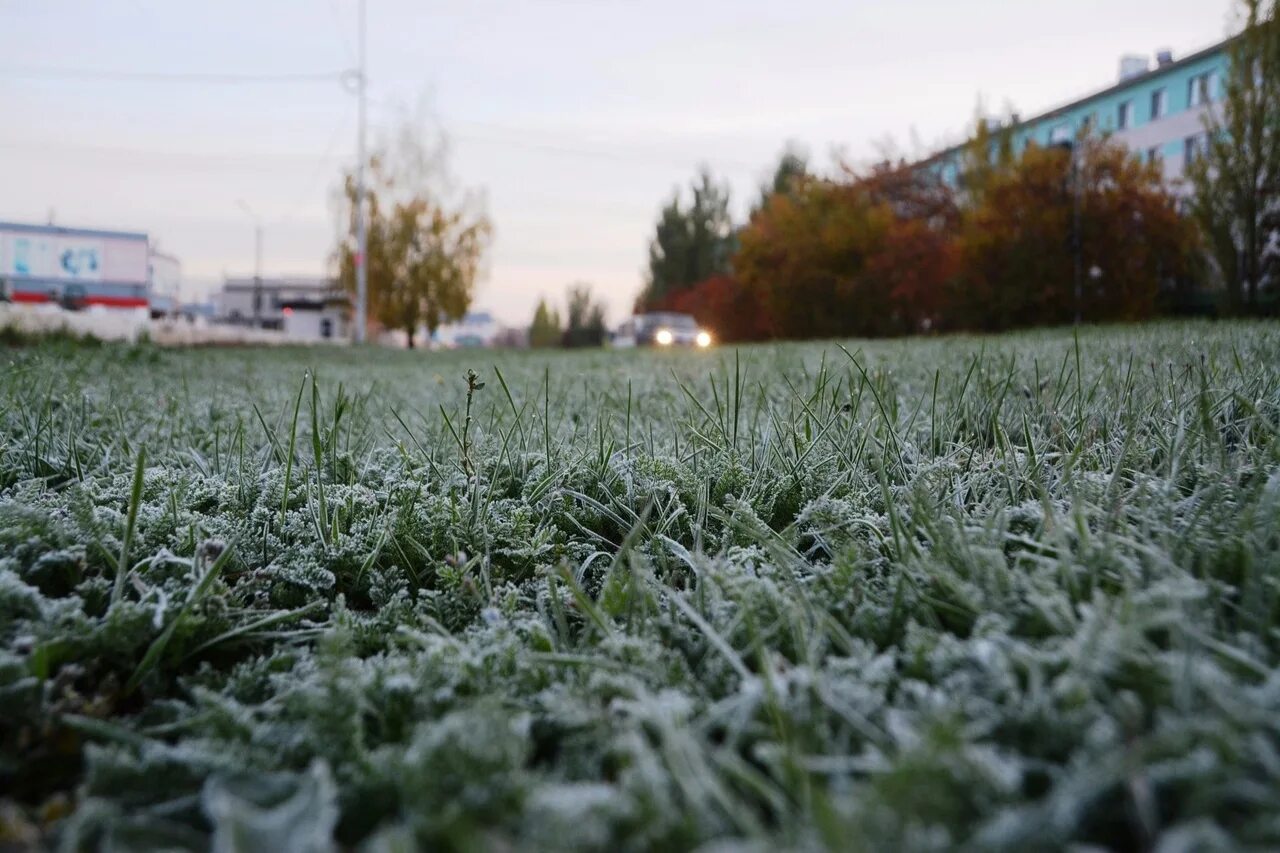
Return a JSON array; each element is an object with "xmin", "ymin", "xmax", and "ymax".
[{"xmin": 2, "ymin": 321, "xmax": 1280, "ymax": 851}]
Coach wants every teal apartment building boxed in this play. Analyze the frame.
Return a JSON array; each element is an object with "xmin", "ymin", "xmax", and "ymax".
[{"xmin": 924, "ymin": 39, "xmax": 1230, "ymax": 189}]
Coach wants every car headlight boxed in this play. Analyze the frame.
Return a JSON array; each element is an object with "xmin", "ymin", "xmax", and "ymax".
[
  {"xmin": 655, "ymin": 328, "xmax": 674, "ymax": 346},
  {"xmin": 696, "ymin": 331, "xmax": 712, "ymax": 348}
]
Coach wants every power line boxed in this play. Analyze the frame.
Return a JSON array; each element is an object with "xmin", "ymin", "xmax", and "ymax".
[
  {"xmin": 0, "ymin": 122, "xmax": 765, "ymax": 182},
  {"xmin": 275, "ymin": 105, "xmax": 357, "ymax": 225},
  {"xmin": 365, "ymin": 98, "xmax": 764, "ymax": 173},
  {"xmin": 0, "ymin": 66, "xmax": 346, "ymax": 84},
  {"xmin": 0, "ymin": 139, "xmax": 343, "ymax": 175},
  {"xmin": 453, "ymin": 127, "xmax": 763, "ymax": 173}
]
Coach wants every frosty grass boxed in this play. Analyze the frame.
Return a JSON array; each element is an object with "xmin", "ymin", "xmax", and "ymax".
[{"xmin": 3, "ymin": 321, "xmax": 1280, "ymax": 851}]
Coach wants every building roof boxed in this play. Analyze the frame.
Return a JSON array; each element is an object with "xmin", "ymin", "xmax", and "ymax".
[
  {"xmin": 278, "ymin": 295, "xmax": 350, "ymax": 310},
  {"xmin": 1026, "ymin": 38, "xmax": 1229, "ymax": 125},
  {"xmin": 0, "ymin": 220, "xmax": 150, "ymax": 242},
  {"xmin": 918, "ymin": 35, "xmax": 1232, "ymax": 167},
  {"xmin": 222, "ymin": 276, "xmax": 337, "ymax": 292}
]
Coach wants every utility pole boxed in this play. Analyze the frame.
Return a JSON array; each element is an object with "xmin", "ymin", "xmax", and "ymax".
[
  {"xmin": 237, "ymin": 200, "xmax": 264, "ymax": 328},
  {"xmin": 1056, "ymin": 140, "xmax": 1084, "ymax": 326},
  {"xmin": 254, "ymin": 221, "xmax": 263, "ymax": 327},
  {"xmin": 1072, "ymin": 143, "xmax": 1083, "ymax": 326},
  {"xmin": 354, "ymin": 0, "xmax": 368, "ymax": 343}
]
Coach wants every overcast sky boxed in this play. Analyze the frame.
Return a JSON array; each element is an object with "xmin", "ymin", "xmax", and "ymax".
[{"xmin": 0, "ymin": 0, "xmax": 1236, "ymax": 324}]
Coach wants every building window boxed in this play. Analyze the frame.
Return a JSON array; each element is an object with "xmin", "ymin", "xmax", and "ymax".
[
  {"xmin": 1188, "ymin": 74, "xmax": 1204, "ymax": 106},
  {"xmin": 1148, "ymin": 146, "xmax": 1162, "ymax": 164},
  {"xmin": 1050, "ymin": 122, "xmax": 1073, "ymax": 144},
  {"xmin": 1185, "ymin": 133, "xmax": 1208, "ymax": 164},
  {"xmin": 1118, "ymin": 100, "xmax": 1133, "ymax": 130},
  {"xmin": 1189, "ymin": 73, "xmax": 1213, "ymax": 106},
  {"xmin": 1150, "ymin": 87, "xmax": 1168, "ymax": 120}
]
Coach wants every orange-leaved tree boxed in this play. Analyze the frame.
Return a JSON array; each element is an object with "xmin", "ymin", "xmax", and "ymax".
[
  {"xmin": 734, "ymin": 163, "xmax": 959, "ymax": 338},
  {"xmin": 334, "ymin": 116, "xmax": 491, "ymax": 347},
  {"xmin": 953, "ymin": 136, "xmax": 1197, "ymax": 330},
  {"xmin": 858, "ymin": 162, "xmax": 961, "ymax": 332},
  {"xmin": 652, "ymin": 275, "xmax": 771, "ymax": 342}
]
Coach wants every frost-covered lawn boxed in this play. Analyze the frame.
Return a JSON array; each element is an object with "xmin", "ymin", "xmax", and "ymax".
[{"xmin": 3, "ymin": 322, "xmax": 1280, "ymax": 850}]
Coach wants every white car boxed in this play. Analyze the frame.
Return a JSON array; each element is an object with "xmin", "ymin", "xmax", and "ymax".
[{"xmin": 613, "ymin": 312, "xmax": 713, "ymax": 349}]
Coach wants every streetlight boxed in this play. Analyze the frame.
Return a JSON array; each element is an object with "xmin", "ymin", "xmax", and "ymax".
[
  {"xmin": 236, "ymin": 199, "xmax": 264, "ymax": 328},
  {"xmin": 1053, "ymin": 140, "xmax": 1084, "ymax": 326},
  {"xmin": 356, "ymin": 0, "xmax": 367, "ymax": 344},
  {"xmin": 338, "ymin": 0, "xmax": 369, "ymax": 343}
]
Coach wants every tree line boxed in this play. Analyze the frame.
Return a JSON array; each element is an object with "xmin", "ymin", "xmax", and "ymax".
[
  {"xmin": 528, "ymin": 284, "xmax": 608, "ymax": 348},
  {"xmin": 331, "ymin": 0, "xmax": 1277, "ymax": 346},
  {"xmin": 640, "ymin": 0, "xmax": 1279, "ymax": 341}
]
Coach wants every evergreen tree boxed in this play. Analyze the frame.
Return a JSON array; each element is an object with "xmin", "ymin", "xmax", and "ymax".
[
  {"xmin": 529, "ymin": 298, "xmax": 562, "ymax": 348},
  {"xmin": 562, "ymin": 283, "xmax": 607, "ymax": 348},
  {"xmin": 640, "ymin": 168, "xmax": 735, "ymax": 308},
  {"xmin": 749, "ymin": 144, "xmax": 810, "ymax": 216}
]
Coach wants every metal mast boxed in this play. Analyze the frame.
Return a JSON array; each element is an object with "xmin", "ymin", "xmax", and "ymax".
[{"xmin": 354, "ymin": 0, "xmax": 368, "ymax": 343}]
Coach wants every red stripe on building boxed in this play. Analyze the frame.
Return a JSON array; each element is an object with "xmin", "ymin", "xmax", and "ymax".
[
  {"xmin": 83, "ymin": 295, "xmax": 149, "ymax": 308},
  {"xmin": 10, "ymin": 292, "xmax": 148, "ymax": 308}
]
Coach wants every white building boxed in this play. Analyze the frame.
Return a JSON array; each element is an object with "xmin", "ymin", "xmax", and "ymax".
[
  {"xmin": 148, "ymin": 250, "xmax": 182, "ymax": 318},
  {"xmin": 215, "ymin": 276, "xmax": 350, "ymax": 341},
  {"xmin": 0, "ymin": 220, "xmax": 150, "ymax": 309}
]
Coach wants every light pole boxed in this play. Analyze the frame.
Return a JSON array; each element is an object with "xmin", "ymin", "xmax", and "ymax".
[
  {"xmin": 236, "ymin": 199, "xmax": 264, "ymax": 328},
  {"xmin": 1071, "ymin": 143, "xmax": 1083, "ymax": 326},
  {"xmin": 1054, "ymin": 140, "xmax": 1084, "ymax": 325},
  {"xmin": 337, "ymin": 1, "xmax": 369, "ymax": 342},
  {"xmin": 354, "ymin": 0, "xmax": 368, "ymax": 343}
]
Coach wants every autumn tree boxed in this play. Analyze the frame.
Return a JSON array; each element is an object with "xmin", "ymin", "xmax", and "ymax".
[
  {"xmin": 1188, "ymin": 0, "xmax": 1280, "ymax": 313},
  {"xmin": 529, "ymin": 298, "xmax": 562, "ymax": 348},
  {"xmin": 334, "ymin": 118, "xmax": 491, "ymax": 347},
  {"xmin": 958, "ymin": 112, "xmax": 1018, "ymax": 205},
  {"xmin": 857, "ymin": 161, "xmax": 961, "ymax": 331},
  {"xmin": 954, "ymin": 136, "xmax": 1197, "ymax": 330},
  {"xmin": 652, "ymin": 275, "xmax": 771, "ymax": 342},
  {"xmin": 639, "ymin": 168, "xmax": 735, "ymax": 309},
  {"xmin": 734, "ymin": 163, "xmax": 959, "ymax": 338}
]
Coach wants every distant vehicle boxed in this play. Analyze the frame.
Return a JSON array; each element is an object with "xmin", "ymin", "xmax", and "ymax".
[{"xmin": 614, "ymin": 312, "xmax": 713, "ymax": 349}]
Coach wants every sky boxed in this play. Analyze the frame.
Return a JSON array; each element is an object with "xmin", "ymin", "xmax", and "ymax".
[{"xmin": 0, "ymin": 0, "xmax": 1237, "ymax": 325}]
